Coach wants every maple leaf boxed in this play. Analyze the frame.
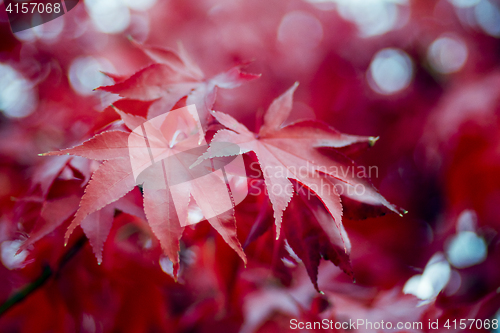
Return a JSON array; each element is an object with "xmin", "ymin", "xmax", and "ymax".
[
  {"xmin": 240, "ymin": 182, "xmax": 351, "ymax": 290},
  {"xmin": 196, "ymin": 83, "xmax": 403, "ymax": 241},
  {"xmin": 283, "ymin": 181, "xmax": 352, "ymax": 291},
  {"xmin": 30, "ymin": 156, "xmax": 72, "ymax": 197},
  {"xmin": 42, "ymin": 105, "xmax": 246, "ymax": 277},
  {"xmin": 98, "ymin": 41, "xmax": 260, "ymax": 126},
  {"xmin": 16, "ymin": 156, "xmax": 97, "ymax": 254},
  {"xmin": 80, "ymin": 189, "xmax": 146, "ymax": 264},
  {"xmin": 17, "ymin": 194, "xmax": 81, "ymax": 254}
]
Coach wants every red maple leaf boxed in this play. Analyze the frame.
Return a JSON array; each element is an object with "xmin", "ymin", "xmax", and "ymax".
[
  {"xmin": 42, "ymin": 105, "xmax": 246, "ymax": 278},
  {"xmin": 30, "ymin": 48, "xmax": 401, "ymax": 286},
  {"xmin": 31, "ymin": 43, "xmax": 260, "ymax": 277},
  {"xmin": 197, "ymin": 83, "xmax": 403, "ymax": 241},
  {"xmin": 283, "ymin": 182, "xmax": 353, "ymax": 291},
  {"xmin": 98, "ymin": 40, "xmax": 260, "ymax": 126}
]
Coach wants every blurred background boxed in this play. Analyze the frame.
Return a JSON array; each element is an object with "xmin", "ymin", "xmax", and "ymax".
[{"xmin": 1, "ymin": 0, "xmax": 500, "ymax": 332}]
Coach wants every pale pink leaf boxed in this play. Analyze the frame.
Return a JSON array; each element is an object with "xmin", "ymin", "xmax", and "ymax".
[
  {"xmin": 260, "ymin": 82, "xmax": 299, "ymax": 136},
  {"xmin": 80, "ymin": 205, "xmax": 115, "ymax": 264},
  {"xmin": 43, "ymin": 131, "xmax": 132, "ymax": 161},
  {"xmin": 65, "ymin": 158, "xmax": 136, "ymax": 243}
]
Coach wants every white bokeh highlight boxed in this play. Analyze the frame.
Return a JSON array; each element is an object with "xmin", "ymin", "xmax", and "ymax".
[
  {"xmin": 368, "ymin": 48, "xmax": 413, "ymax": 95},
  {"xmin": 0, "ymin": 63, "xmax": 37, "ymax": 118},
  {"xmin": 160, "ymin": 256, "xmax": 175, "ymax": 277},
  {"xmin": 68, "ymin": 56, "xmax": 114, "ymax": 95},
  {"xmin": 85, "ymin": 0, "xmax": 131, "ymax": 34},
  {"xmin": 456, "ymin": 209, "xmax": 478, "ymax": 232},
  {"xmin": 446, "ymin": 231, "xmax": 487, "ymax": 268},
  {"xmin": 32, "ymin": 15, "xmax": 65, "ymax": 41},
  {"xmin": 474, "ymin": 0, "xmax": 500, "ymax": 37},
  {"xmin": 277, "ymin": 11, "xmax": 324, "ymax": 49},
  {"xmin": 428, "ymin": 35, "xmax": 468, "ymax": 74},
  {"xmin": 14, "ymin": 15, "xmax": 65, "ymax": 43},
  {"xmin": 85, "ymin": 0, "xmax": 157, "ymax": 34},
  {"xmin": 450, "ymin": 0, "xmax": 500, "ymax": 38},
  {"xmin": 1, "ymin": 240, "xmax": 29, "ymax": 270},
  {"xmin": 122, "ymin": 0, "xmax": 157, "ymax": 11},
  {"xmin": 446, "ymin": 210, "xmax": 487, "ymax": 269},
  {"xmin": 403, "ymin": 253, "xmax": 451, "ymax": 302},
  {"xmin": 306, "ymin": 0, "xmax": 409, "ymax": 37},
  {"xmin": 448, "ymin": 0, "xmax": 480, "ymax": 7}
]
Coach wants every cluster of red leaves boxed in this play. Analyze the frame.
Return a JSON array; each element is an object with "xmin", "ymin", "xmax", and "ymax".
[
  {"xmin": 1, "ymin": 0, "xmax": 500, "ymax": 332},
  {"xmin": 36, "ymin": 40, "xmax": 402, "ymax": 288}
]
